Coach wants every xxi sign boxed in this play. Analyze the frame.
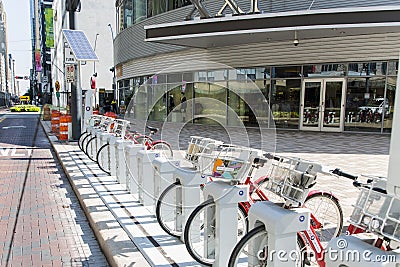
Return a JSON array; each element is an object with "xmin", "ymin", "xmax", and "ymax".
[{"xmin": 186, "ymin": 0, "xmax": 260, "ymax": 20}]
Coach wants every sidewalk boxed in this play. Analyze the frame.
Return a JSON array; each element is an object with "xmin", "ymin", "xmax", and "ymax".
[
  {"xmin": 0, "ymin": 113, "xmax": 108, "ymax": 267},
  {"xmin": 41, "ymin": 121, "xmax": 151, "ymax": 267}
]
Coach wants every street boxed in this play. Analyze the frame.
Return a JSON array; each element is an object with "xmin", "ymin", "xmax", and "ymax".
[{"xmin": 0, "ymin": 112, "xmax": 108, "ymax": 266}]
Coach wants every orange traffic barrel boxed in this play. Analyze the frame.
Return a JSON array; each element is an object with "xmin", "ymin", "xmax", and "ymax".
[
  {"xmin": 66, "ymin": 115, "xmax": 72, "ymax": 140},
  {"xmin": 59, "ymin": 115, "xmax": 69, "ymax": 141},
  {"xmin": 51, "ymin": 110, "xmax": 61, "ymax": 134}
]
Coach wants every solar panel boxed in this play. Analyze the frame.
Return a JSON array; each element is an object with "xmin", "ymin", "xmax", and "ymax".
[{"xmin": 62, "ymin": 29, "xmax": 98, "ymax": 61}]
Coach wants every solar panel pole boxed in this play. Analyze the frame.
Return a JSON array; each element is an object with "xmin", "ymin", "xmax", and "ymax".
[{"xmin": 67, "ymin": 0, "xmax": 82, "ymax": 140}]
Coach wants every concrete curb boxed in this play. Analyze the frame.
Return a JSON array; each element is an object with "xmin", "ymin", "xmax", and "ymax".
[{"xmin": 39, "ymin": 119, "xmax": 150, "ymax": 267}]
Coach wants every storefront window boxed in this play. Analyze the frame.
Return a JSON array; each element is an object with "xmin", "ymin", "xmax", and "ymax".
[
  {"xmin": 348, "ymin": 62, "xmax": 387, "ymax": 76},
  {"xmin": 387, "ymin": 61, "xmax": 398, "ymax": 76},
  {"xmin": 133, "ymin": 84, "xmax": 149, "ymax": 119},
  {"xmin": 270, "ymin": 79, "xmax": 300, "ymax": 128},
  {"xmin": 272, "ymin": 66, "xmax": 301, "ymax": 78},
  {"xmin": 167, "ymin": 73, "xmax": 182, "ymax": 83},
  {"xmin": 255, "ymin": 67, "xmax": 270, "ymax": 79},
  {"xmin": 303, "ymin": 64, "xmax": 346, "ymax": 77},
  {"xmin": 148, "ymin": 84, "xmax": 167, "ymax": 121},
  {"xmin": 147, "ymin": 0, "xmax": 166, "ymax": 17},
  {"xmin": 383, "ymin": 76, "xmax": 396, "ymax": 133},
  {"xmin": 133, "ymin": 0, "xmax": 147, "ymax": 24},
  {"xmin": 126, "ymin": 60, "xmax": 397, "ymax": 133},
  {"xmin": 228, "ymin": 80, "xmax": 270, "ymax": 127},
  {"xmin": 124, "ymin": 0, "xmax": 133, "ymax": 28},
  {"xmin": 236, "ymin": 68, "xmax": 256, "ymax": 81},
  {"xmin": 183, "ymin": 72, "xmax": 195, "ymax": 83},
  {"xmin": 345, "ymin": 77, "xmax": 385, "ymax": 132},
  {"xmin": 166, "ymin": 82, "xmax": 193, "ymax": 122},
  {"xmin": 193, "ymin": 82, "xmax": 227, "ymax": 125},
  {"xmin": 167, "ymin": 0, "xmax": 191, "ymax": 10}
]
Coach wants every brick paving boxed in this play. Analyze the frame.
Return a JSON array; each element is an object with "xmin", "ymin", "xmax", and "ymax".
[{"xmin": 0, "ymin": 114, "xmax": 108, "ymax": 267}]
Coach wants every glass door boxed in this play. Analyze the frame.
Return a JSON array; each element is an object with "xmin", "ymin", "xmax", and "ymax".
[
  {"xmin": 301, "ymin": 80, "xmax": 322, "ymax": 130},
  {"xmin": 301, "ymin": 78, "xmax": 345, "ymax": 132}
]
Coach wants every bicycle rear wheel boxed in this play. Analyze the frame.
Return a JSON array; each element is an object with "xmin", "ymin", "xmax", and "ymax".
[
  {"xmin": 156, "ymin": 181, "xmax": 183, "ymax": 237},
  {"xmin": 96, "ymin": 143, "xmax": 111, "ymax": 174},
  {"xmin": 152, "ymin": 142, "xmax": 173, "ymax": 159},
  {"xmin": 228, "ymin": 225, "xmax": 305, "ymax": 267},
  {"xmin": 183, "ymin": 199, "xmax": 247, "ymax": 266}
]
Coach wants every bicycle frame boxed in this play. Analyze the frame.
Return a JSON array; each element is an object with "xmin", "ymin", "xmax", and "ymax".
[{"xmin": 239, "ymin": 176, "xmax": 339, "ymax": 267}]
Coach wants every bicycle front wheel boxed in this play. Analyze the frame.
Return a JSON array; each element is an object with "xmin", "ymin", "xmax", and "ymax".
[
  {"xmin": 304, "ymin": 193, "xmax": 343, "ymax": 245},
  {"xmin": 81, "ymin": 133, "xmax": 92, "ymax": 153},
  {"xmin": 156, "ymin": 181, "xmax": 183, "ymax": 237},
  {"xmin": 184, "ymin": 199, "xmax": 247, "ymax": 266},
  {"xmin": 229, "ymin": 225, "xmax": 305, "ymax": 267},
  {"xmin": 152, "ymin": 142, "xmax": 173, "ymax": 159},
  {"xmin": 78, "ymin": 132, "xmax": 89, "ymax": 151},
  {"xmin": 96, "ymin": 143, "xmax": 111, "ymax": 175},
  {"xmin": 85, "ymin": 136, "xmax": 97, "ymax": 161}
]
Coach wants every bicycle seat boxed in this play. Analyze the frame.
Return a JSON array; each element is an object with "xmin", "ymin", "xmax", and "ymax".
[{"xmin": 146, "ymin": 126, "xmax": 159, "ymax": 134}]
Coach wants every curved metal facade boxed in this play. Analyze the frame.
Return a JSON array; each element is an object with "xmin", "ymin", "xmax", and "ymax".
[{"xmin": 114, "ymin": 0, "xmax": 400, "ymax": 67}]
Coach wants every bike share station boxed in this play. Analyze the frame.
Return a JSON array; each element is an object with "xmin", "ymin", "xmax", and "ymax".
[{"xmin": 76, "ymin": 95, "xmax": 400, "ymax": 267}]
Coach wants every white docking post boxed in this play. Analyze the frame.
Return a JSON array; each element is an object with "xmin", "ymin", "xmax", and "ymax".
[{"xmin": 202, "ymin": 181, "xmax": 249, "ymax": 267}]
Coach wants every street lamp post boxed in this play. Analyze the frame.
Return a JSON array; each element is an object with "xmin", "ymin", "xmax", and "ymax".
[
  {"xmin": 92, "ymin": 33, "xmax": 99, "ymax": 107},
  {"xmin": 108, "ymin": 24, "xmax": 116, "ymax": 103},
  {"xmin": 12, "ymin": 60, "xmax": 16, "ymax": 96},
  {"xmin": 93, "ymin": 33, "xmax": 99, "ymax": 74}
]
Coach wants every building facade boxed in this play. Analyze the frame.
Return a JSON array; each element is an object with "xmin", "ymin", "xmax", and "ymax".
[
  {"xmin": 50, "ymin": 0, "xmax": 116, "ymax": 109},
  {"xmin": 114, "ymin": 0, "xmax": 400, "ymax": 133}
]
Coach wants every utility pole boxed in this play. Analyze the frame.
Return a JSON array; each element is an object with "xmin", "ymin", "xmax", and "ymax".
[{"xmin": 67, "ymin": 0, "xmax": 81, "ymax": 140}]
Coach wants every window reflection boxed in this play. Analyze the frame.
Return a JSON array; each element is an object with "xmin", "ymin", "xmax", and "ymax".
[
  {"xmin": 227, "ymin": 80, "xmax": 269, "ymax": 127},
  {"xmin": 345, "ymin": 77, "xmax": 385, "ymax": 132},
  {"xmin": 270, "ymin": 79, "xmax": 300, "ymax": 128},
  {"xmin": 117, "ymin": 0, "xmax": 191, "ymax": 32},
  {"xmin": 193, "ymin": 82, "xmax": 227, "ymax": 125},
  {"xmin": 123, "ymin": 61, "xmax": 397, "ymax": 133},
  {"xmin": 303, "ymin": 64, "xmax": 346, "ymax": 77},
  {"xmin": 272, "ymin": 66, "xmax": 301, "ymax": 78},
  {"xmin": 348, "ymin": 62, "xmax": 387, "ymax": 76},
  {"xmin": 384, "ymin": 77, "xmax": 396, "ymax": 133}
]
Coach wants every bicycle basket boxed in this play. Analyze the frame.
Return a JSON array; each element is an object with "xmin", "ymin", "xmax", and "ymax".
[
  {"xmin": 209, "ymin": 145, "xmax": 263, "ymax": 182},
  {"xmin": 112, "ymin": 119, "xmax": 129, "ymax": 138},
  {"xmin": 264, "ymin": 156, "xmax": 317, "ymax": 205},
  {"xmin": 89, "ymin": 115, "xmax": 102, "ymax": 127},
  {"xmin": 349, "ymin": 176, "xmax": 400, "ymax": 243},
  {"xmin": 185, "ymin": 136, "xmax": 223, "ymax": 167},
  {"xmin": 98, "ymin": 116, "xmax": 114, "ymax": 132}
]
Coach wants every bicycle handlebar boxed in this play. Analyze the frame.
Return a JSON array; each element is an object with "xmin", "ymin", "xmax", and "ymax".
[{"xmin": 331, "ymin": 168, "xmax": 358, "ymax": 180}]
